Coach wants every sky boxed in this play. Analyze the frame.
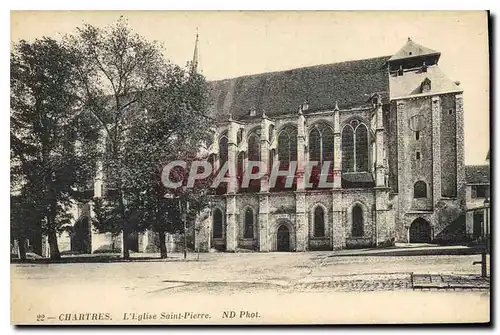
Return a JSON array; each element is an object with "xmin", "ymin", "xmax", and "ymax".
[{"xmin": 10, "ymin": 11, "xmax": 490, "ymax": 165}]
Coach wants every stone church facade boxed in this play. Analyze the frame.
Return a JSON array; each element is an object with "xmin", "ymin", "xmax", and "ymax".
[
  {"xmin": 194, "ymin": 38, "xmax": 466, "ymax": 252},
  {"xmin": 23, "ymin": 38, "xmax": 470, "ymax": 257}
]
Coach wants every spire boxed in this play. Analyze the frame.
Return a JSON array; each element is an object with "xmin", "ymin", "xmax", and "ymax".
[{"xmin": 191, "ymin": 28, "xmax": 199, "ymax": 74}]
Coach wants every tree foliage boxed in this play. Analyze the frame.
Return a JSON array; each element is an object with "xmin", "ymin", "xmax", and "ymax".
[
  {"xmin": 70, "ymin": 17, "xmax": 214, "ymax": 259},
  {"xmin": 10, "ymin": 37, "xmax": 100, "ymax": 259}
]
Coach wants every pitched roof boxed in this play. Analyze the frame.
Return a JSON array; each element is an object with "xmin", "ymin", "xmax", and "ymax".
[
  {"xmin": 465, "ymin": 165, "xmax": 490, "ymax": 184},
  {"xmin": 389, "ymin": 65, "xmax": 462, "ymax": 99},
  {"xmin": 208, "ymin": 56, "xmax": 390, "ymax": 121},
  {"xmin": 388, "ymin": 38, "xmax": 440, "ymax": 62}
]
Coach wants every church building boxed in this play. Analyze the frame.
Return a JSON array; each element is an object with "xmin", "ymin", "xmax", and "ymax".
[
  {"xmin": 27, "ymin": 37, "xmax": 470, "ymax": 257},
  {"xmin": 194, "ymin": 37, "xmax": 467, "ymax": 252}
]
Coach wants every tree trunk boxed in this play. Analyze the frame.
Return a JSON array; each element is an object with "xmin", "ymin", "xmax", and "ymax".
[
  {"xmin": 17, "ymin": 238, "xmax": 27, "ymax": 261},
  {"xmin": 158, "ymin": 231, "xmax": 167, "ymax": 259},
  {"xmin": 46, "ymin": 200, "xmax": 61, "ymax": 260},
  {"xmin": 117, "ymin": 189, "xmax": 131, "ymax": 260},
  {"xmin": 121, "ymin": 229, "xmax": 130, "ymax": 260},
  {"xmin": 47, "ymin": 228, "xmax": 61, "ymax": 260}
]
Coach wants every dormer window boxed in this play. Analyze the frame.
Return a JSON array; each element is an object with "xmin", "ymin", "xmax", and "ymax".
[
  {"xmin": 421, "ymin": 78, "xmax": 431, "ymax": 93},
  {"xmin": 249, "ymin": 107, "xmax": 256, "ymax": 117},
  {"xmin": 397, "ymin": 65, "xmax": 404, "ymax": 76},
  {"xmin": 421, "ymin": 61, "xmax": 428, "ymax": 73}
]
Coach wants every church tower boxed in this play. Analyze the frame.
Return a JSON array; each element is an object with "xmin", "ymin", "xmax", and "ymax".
[
  {"xmin": 387, "ymin": 38, "xmax": 465, "ymax": 243},
  {"xmin": 190, "ymin": 29, "xmax": 200, "ymax": 74}
]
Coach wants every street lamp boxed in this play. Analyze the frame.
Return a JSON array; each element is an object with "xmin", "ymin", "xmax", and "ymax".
[
  {"xmin": 474, "ymin": 196, "xmax": 490, "ymax": 278},
  {"xmin": 483, "ymin": 196, "xmax": 490, "ymax": 275},
  {"xmin": 164, "ymin": 192, "xmax": 188, "ymax": 260}
]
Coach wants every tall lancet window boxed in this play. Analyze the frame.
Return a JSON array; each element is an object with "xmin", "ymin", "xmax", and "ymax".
[
  {"xmin": 277, "ymin": 125, "xmax": 298, "ymax": 165},
  {"xmin": 309, "ymin": 123, "xmax": 334, "ymax": 164},
  {"xmin": 248, "ymin": 129, "xmax": 261, "ymax": 162},
  {"xmin": 313, "ymin": 206, "xmax": 325, "ymax": 238},
  {"xmin": 218, "ymin": 131, "xmax": 229, "ymax": 167},
  {"xmin": 352, "ymin": 205, "xmax": 364, "ymax": 237},
  {"xmin": 213, "ymin": 208, "xmax": 223, "ymax": 238},
  {"xmin": 309, "ymin": 122, "xmax": 334, "ymax": 188},
  {"xmin": 342, "ymin": 120, "xmax": 369, "ymax": 173},
  {"xmin": 216, "ymin": 132, "xmax": 229, "ymax": 195},
  {"xmin": 274, "ymin": 125, "xmax": 297, "ymax": 191},
  {"xmin": 244, "ymin": 208, "xmax": 254, "ymax": 239},
  {"xmin": 246, "ymin": 128, "xmax": 262, "ymax": 192}
]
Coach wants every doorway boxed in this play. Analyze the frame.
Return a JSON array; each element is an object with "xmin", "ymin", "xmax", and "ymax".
[
  {"xmin": 409, "ymin": 218, "xmax": 431, "ymax": 243},
  {"xmin": 277, "ymin": 224, "xmax": 290, "ymax": 251}
]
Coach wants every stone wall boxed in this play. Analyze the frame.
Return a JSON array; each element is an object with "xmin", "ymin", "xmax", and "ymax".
[
  {"xmin": 440, "ymin": 94, "xmax": 458, "ymax": 198},
  {"xmin": 194, "ymin": 186, "xmax": 394, "ymax": 252},
  {"xmin": 387, "ymin": 103, "xmax": 399, "ymax": 193}
]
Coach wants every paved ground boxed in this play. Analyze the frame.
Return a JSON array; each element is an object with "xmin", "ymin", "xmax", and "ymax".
[{"xmin": 11, "ymin": 252, "xmax": 490, "ymax": 325}]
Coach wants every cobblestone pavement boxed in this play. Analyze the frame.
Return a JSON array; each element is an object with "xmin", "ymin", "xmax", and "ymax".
[
  {"xmin": 148, "ymin": 272, "xmax": 489, "ymax": 294},
  {"xmin": 294, "ymin": 274, "xmax": 412, "ymax": 292},
  {"xmin": 412, "ymin": 274, "xmax": 490, "ymax": 290}
]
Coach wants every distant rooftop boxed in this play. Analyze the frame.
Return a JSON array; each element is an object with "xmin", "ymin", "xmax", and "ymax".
[{"xmin": 465, "ymin": 165, "xmax": 490, "ymax": 184}]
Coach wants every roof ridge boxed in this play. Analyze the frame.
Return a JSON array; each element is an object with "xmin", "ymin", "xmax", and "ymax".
[{"xmin": 209, "ymin": 55, "xmax": 392, "ymax": 83}]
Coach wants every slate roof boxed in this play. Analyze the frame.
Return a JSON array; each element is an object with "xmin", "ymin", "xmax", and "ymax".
[
  {"xmin": 465, "ymin": 165, "xmax": 490, "ymax": 184},
  {"xmin": 389, "ymin": 65, "xmax": 462, "ymax": 99},
  {"xmin": 208, "ymin": 56, "xmax": 390, "ymax": 121},
  {"xmin": 388, "ymin": 38, "xmax": 440, "ymax": 62}
]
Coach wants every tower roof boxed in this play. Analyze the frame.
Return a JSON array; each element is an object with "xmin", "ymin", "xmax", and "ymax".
[
  {"xmin": 389, "ymin": 37, "xmax": 440, "ymax": 62},
  {"xmin": 191, "ymin": 29, "xmax": 199, "ymax": 73}
]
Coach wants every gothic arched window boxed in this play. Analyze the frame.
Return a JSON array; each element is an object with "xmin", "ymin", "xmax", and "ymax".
[
  {"xmin": 277, "ymin": 125, "xmax": 298, "ymax": 165},
  {"xmin": 355, "ymin": 124, "xmax": 369, "ymax": 172},
  {"xmin": 342, "ymin": 126, "xmax": 355, "ymax": 172},
  {"xmin": 275, "ymin": 125, "xmax": 298, "ymax": 190},
  {"xmin": 218, "ymin": 132, "xmax": 228, "ymax": 167},
  {"xmin": 342, "ymin": 120, "xmax": 369, "ymax": 173},
  {"xmin": 244, "ymin": 208, "xmax": 254, "ymax": 238},
  {"xmin": 414, "ymin": 181, "xmax": 427, "ymax": 198},
  {"xmin": 269, "ymin": 125, "xmax": 275, "ymax": 143},
  {"xmin": 309, "ymin": 123, "xmax": 334, "ymax": 164},
  {"xmin": 246, "ymin": 129, "xmax": 262, "ymax": 192},
  {"xmin": 313, "ymin": 206, "xmax": 325, "ymax": 237},
  {"xmin": 352, "ymin": 204, "xmax": 364, "ymax": 237},
  {"xmin": 248, "ymin": 129, "xmax": 261, "ymax": 162},
  {"xmin": 213, "ymin": 208, "xmax": 223, "ymax": 238}
]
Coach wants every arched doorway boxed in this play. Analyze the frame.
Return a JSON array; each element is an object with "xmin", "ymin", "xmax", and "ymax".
[
  {"xmin": 409, "ymin": 218, "xmax": 431, "ymax": 243},
  {"xmin": 277, "ymin": 225, "xmax": 291, "ymax": 251}
]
